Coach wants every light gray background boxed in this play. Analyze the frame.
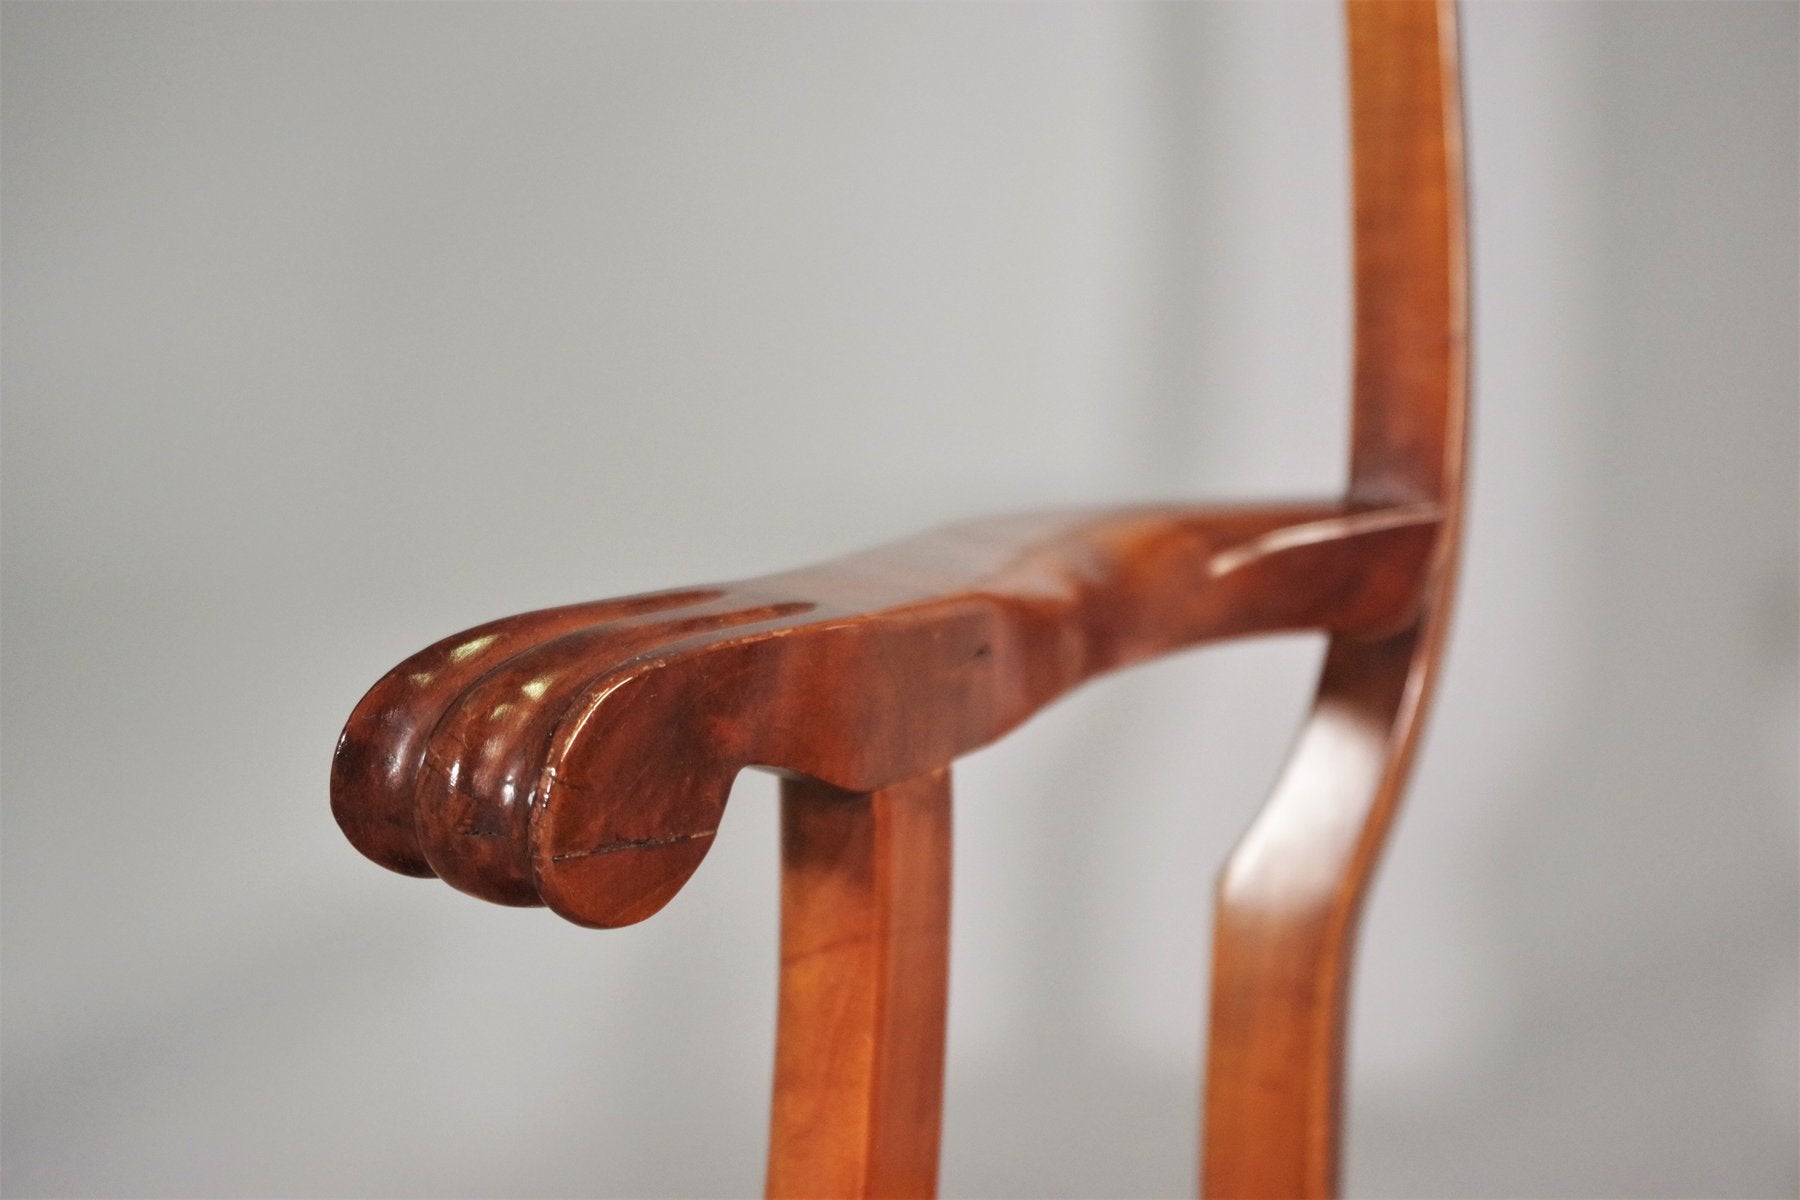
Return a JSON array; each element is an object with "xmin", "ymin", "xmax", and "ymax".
[{"xmin": 3, "ymin": 3, "xmax": 1795, "ymax": 1197}]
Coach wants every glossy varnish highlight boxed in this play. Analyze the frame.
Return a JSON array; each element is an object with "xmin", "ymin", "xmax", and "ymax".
[
  {"xmin": 333, "ymin": 501, "xmax": 1443, "ymax": 930},
  {"xmin": 330, "ymin": 3, "xmax": 1468, "ymax": 1196},
  {"xmin": 1204, "ymin": 3, "xmax": 1467, "ymax": 1196}
]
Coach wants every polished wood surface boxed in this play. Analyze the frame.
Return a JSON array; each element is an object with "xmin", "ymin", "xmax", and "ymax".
[
  {"xmin": 767, "ymin": 771, "xmax": 951, "ymax": 1200},
  {"xmin": 1203, "ymin": 3, "xmax": 1467, "ymax": 1196},
  {"xmin": 330, "ymin": 3, "xmax": 1467, "ymax": 1196},
  {"xmin": 333, "ymin": 500, "xmax": 1440, "ymax": 927}
]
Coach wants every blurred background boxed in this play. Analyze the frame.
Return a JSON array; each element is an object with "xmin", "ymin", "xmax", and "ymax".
[{"xmin": 4, "ymin": 3, "xmax": 1794, "ymax": 1197}]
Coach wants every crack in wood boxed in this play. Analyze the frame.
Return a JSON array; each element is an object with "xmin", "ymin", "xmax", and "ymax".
[{"xmin": 550, "ymin": 829, "xmax": 717, "ymax": 862}]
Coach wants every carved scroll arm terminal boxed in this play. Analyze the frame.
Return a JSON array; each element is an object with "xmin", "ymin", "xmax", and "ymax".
[{"xmin": 331, "ymin": 498, "xmax": 1443, "ymax": 929}]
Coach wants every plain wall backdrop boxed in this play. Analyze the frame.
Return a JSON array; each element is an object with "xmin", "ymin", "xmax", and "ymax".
[{"xmin": 3, "ymin": 3, "xmax": 1795, "ymax": 1196}]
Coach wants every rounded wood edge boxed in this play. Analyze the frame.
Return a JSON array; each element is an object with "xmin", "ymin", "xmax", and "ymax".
[
  {"xmin": 1202, "ymin": 2, "xmax": 1468, "ymax": 1195},
  {"xmin": 331, "ymin": 500, "xmax": 1443, "ymax": 929}
]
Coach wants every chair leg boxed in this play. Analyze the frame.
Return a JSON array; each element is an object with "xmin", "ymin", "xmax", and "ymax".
[
  {"xmin": 1202, "ymin": 625, "xmax": 1444, "ymax": 1199},
  {"xmin": 767, "ymin": 769, "xmax": 952, "ymax": 1200}
]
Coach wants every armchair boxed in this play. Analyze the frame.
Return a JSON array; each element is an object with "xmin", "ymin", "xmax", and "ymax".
[{"xmin": 331, "ymin": 2, "xmax": 1467, "ymax": 1195}]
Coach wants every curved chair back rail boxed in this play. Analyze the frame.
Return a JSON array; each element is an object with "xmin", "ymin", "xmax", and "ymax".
[
  {"xmin": 329, "ymin": 2, "xmax": 1466, "ymax": 1196},
  {"xmin": 1205, "ymin": 3, "xmax": 1466, "ymax": 1196}
]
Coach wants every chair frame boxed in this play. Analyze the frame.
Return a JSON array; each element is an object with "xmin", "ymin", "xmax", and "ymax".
[{"xmin": 331, "ymin": 3, "xmax": 1466, "ymax": 1195}]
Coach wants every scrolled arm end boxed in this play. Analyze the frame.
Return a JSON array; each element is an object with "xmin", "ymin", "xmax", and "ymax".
[{"xmin": 331, "ymin": 500, "xmax": 1443, "ymax": 928}]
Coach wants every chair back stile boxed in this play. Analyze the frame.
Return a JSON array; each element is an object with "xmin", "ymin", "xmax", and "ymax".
[{"xmin": 1204, "ymin": 3, "xmax": 1467, "ymax": 1196}]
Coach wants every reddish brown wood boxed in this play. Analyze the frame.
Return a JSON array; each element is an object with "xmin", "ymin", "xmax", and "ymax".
[
  {"xmin": 767, "ymin": 770, "xmax": 951, "ymax": 1200},
  {"xmin": 1202, "ymin": 3, "xmax": 1467, "ymax": 1196},
  {"xmin": 329, "ymin": 3, "xmax": 1468, "ymax": 1195},
  {"xmin": 332, "ymin": 500, "xmax": 1441, "ymax": 927}
]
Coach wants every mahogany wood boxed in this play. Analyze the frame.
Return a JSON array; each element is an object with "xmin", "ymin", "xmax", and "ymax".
[
  {"xmin": 1202, "ymin": 3, "xmax": 1467, "ymax": 1196},
  {"xmin": 767, "ymin": 770, "xmax": 951, "ymax": 1200},
  {"xmin": 332, "ymin": 501, "xmax": 1441, "ymax": 928},
  {"xmin": 329, "ymin": 2, "xmax": 1468, "ymax": 1196}
]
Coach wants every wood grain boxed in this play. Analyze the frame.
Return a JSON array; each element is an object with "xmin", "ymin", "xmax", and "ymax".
[
  {"xmin": 332, "ymin": 500, "xmax": 1441, "ymax": 928},
  {"xmin": 1202, "ymin": 3, "xmax": 1468, "ymax": 1196},
  {"xmin": 328, "ymin": 2, "xmax": 1469, "ymax": 1195},
  {"xmin": 767, "ymin": 770, "xmax": 951, "ymax": 1200}
]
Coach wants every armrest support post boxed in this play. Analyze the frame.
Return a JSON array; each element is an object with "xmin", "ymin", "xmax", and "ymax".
[{"xmin": 767, "ymin": 770, "xmax": 952, "ymax": 1200}]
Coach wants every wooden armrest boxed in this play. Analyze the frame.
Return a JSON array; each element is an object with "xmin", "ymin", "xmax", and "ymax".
[
  {"xmin": 332, "ymin": 499, "xmax": 1441, "ymax": 929},
  {"xmin": 332, "ymin": 4, "xmax": 1465, "ymax": 1191}
]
